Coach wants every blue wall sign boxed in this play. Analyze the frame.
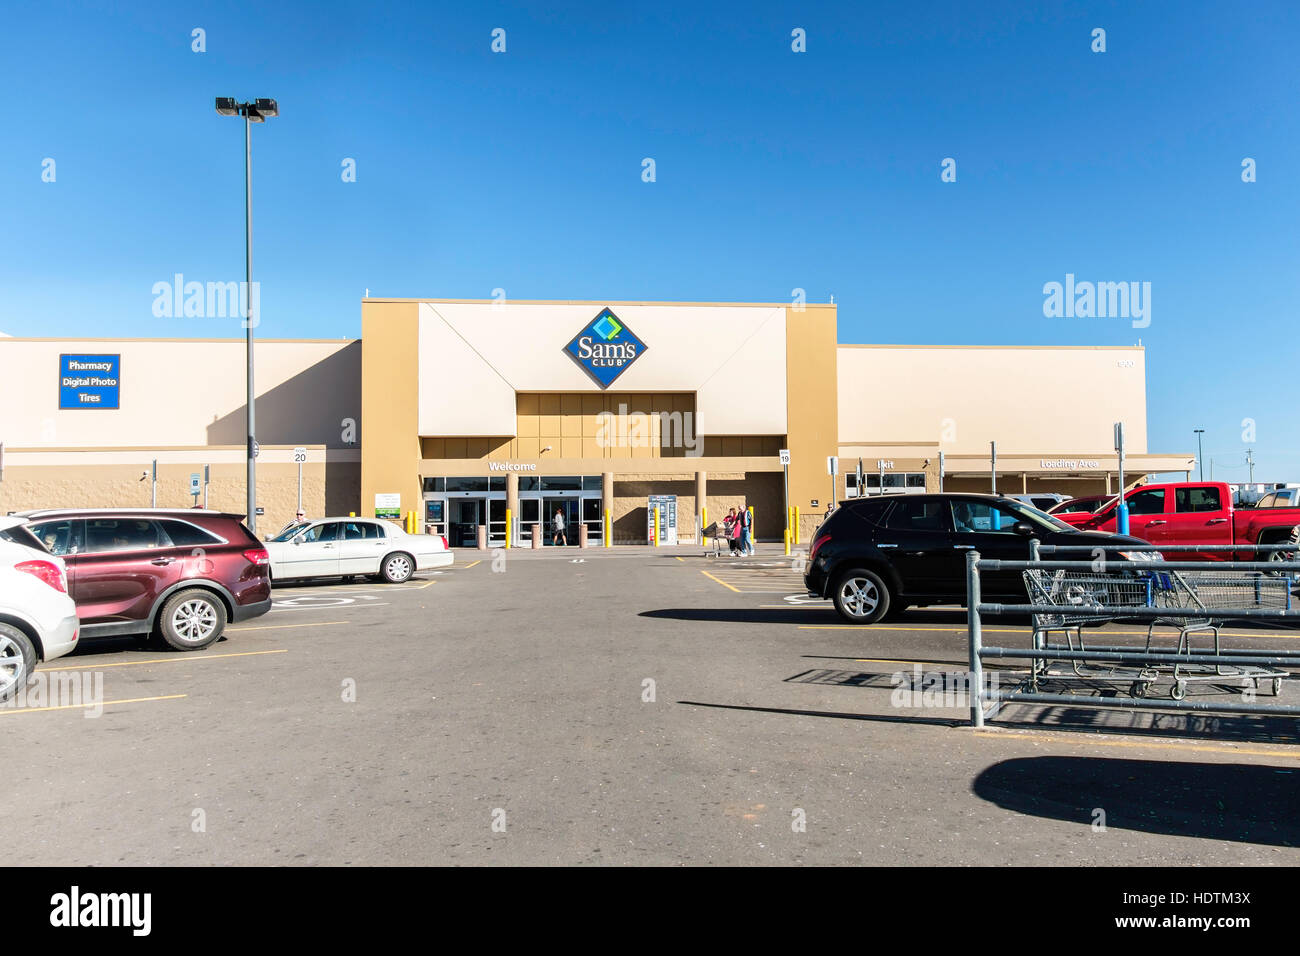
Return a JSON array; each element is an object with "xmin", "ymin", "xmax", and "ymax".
[
  {"xmin": 564, "ymin": 308, "xmax": 646, "ymax": 388},
  {"xmin": 59, "ymin": 354, "xmax": 120, "ymax": 409}
]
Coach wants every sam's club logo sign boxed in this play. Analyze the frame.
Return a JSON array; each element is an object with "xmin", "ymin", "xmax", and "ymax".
[{"xmin": 564, "ymin": 308, "xmax": 646, "ymax": 388}]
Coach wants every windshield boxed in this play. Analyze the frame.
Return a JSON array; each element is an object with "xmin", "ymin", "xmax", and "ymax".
[
  {"xmin": 1003, "ymin": 500, "xmax": 1077, "ymax": 532},
  {"xmin": 267, "ymin": 521, "xmax": 309, "ymax": 542}
]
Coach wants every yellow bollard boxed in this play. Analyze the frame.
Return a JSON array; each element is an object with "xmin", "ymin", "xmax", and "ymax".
[
  {"xmin": 794, "ymin": 506, "xmax": 800, "ymax": 545},
  {"xmin": 604, "ymin": 509, "xmax": 611, "ymax": 547},
  {"xmin": 349, "ymin": 511, "xmax": 356, "ymax": 518},
  {"xmin": 784, "ymin": 528, "xmax": 791, "ymax": 556},
  {"xmin": 653, "ymin": 507, "xmax": 660, "ymax": 546},
  {"xmin": 701, "ymin": 506, "xmax": 707, "ymax": 535},
  {"xmin": 505, "ymin": 508, "xmax": 512, "ymax": 549}
]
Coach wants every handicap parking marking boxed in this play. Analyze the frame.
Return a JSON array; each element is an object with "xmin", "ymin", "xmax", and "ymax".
[{"xmin": 271, "ymin": 594, "xmax": 390, "ymax": 611}]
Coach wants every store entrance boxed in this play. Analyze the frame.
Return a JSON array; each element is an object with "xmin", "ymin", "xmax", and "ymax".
[
  {"xmin": 449, "ymin": 499, "xmax": 481, "ymax": 548},
  {"xmin": 542, "ymin": 498, "xmax": 580, "ymax": 546}
]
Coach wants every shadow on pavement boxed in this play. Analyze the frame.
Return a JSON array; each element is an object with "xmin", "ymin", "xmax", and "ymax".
[
  {"xmin": 678, "ymin": 699, "xmax": 963, "ymax": 729},
  {"xmin": 973, "ymin": 756, "xmax": 1300, "ymax": 846}
]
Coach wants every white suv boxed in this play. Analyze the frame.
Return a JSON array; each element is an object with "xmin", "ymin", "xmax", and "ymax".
[{"xmin": 0, "ymin": 517, "xmax": 80, "ymax": 702}]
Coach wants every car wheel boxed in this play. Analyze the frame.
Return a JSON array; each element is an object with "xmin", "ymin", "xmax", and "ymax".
[
  {"xmin": 832, "ymin": 568, "xmax": 891, "ymax": 625},
  {"xmin": 0, "ymin": 623, "xmax": 36, "ymax": 703},
  {"xmin": 157, "ymin": 588, "xmax": 227, "ymax": 651},
  {"xmin": 1265, "ymin": 528, "xmax": 1299, "ymax": 575},
  {"xmin": 381, "ymin": 552, "xmax": 415, "ymax": 584}
]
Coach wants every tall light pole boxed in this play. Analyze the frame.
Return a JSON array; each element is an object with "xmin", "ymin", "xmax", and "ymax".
[
  {"xmin": 1247, "ymin": 448, "xmax": 1255, "ymax": 484},
  {"xmin": 1193, "ymin": 429, "xmax": 1205, "ymax": 482},
  {"xmin": 215, "ymin": 97, "xmax": 278, "ymax": 533}
]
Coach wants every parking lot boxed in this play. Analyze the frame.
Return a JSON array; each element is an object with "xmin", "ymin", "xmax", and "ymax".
[{"xmin": 5, "ymin": 546, "xmax": 1299, "ymax": 866}]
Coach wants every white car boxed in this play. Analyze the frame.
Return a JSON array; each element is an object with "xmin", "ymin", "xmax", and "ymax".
[
  {"xmin": 0, "ymin": 518, "xmax": 80, "ymax": 702},
  {"xmin": 264, "ymin": 517, "xmax": 453, "ymax": 583}
]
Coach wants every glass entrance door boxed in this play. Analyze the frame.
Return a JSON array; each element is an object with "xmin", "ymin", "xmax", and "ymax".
[
  {"xmin": 450, "ymin": 499, "xmax": 481, "ymax": 548},
  {"xmin": 542, "ymin": 498, "xmax": 580, "ymax": 546}
]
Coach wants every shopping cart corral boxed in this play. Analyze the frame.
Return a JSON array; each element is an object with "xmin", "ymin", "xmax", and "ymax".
[{"xmin": 964, "ymin": 544, "xmax": 1300, "ymax": 728}]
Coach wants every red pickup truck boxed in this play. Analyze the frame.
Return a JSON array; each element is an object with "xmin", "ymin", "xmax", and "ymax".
[{"xmin": 1056, "ymin": 481, "xmax": 1300, "ymax": 565}]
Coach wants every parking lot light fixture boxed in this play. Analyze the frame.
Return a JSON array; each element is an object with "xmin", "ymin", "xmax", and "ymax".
[{"xmin": 214, "ymin": 97, "xmax": 277, "ymax": 532}]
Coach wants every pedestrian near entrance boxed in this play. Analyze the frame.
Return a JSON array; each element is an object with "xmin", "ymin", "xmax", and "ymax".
[
  {"xmin": 552, "ymin": 508, "xmax": 567, "ymax": 546},
  {"xmin": 740, "ymin": 504, "xmax": 754, "ymax": 556}
]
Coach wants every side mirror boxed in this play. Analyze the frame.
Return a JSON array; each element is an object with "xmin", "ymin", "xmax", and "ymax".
[
  {"xmin": 1013, "ymin": 521, "xmax": 1036, "ymax": 536},
  {"xmin": 292, "ymin": 536, "xmax": 302, "ymax": 546}
]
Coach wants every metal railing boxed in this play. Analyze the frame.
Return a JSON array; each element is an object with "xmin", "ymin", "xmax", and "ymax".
[{"xmin": 965, "ymin": 543, "xmax": 1300, "ymax": 727}]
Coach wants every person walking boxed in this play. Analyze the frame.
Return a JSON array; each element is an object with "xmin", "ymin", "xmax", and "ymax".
[
  {"xmin": 723, "ymin": 508, "xmax": 738, "ymax": 556},
  {"xmin": 552, "ymin": 508, "xmax": 568, "ymax": 546},
  {"xmin": 740, "ymin": 504, "xmax": 755, "ymax": 556}
]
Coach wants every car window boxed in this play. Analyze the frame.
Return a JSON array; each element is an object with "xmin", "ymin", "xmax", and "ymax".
[
  {"xmin": 1175, "ymin": 487, "xmax": 1222, "ymax": 513},
  {"xmin": 159, "ymin": 519, "xmax": 223, "ymax": 547},
  {"xmin": 28, "ymin": 519, "xmax": 83, "ymax": 556},
  {"xmin": 84, "ymin": 518, "xmax": 171, "ymax": 553},
  {"xmin": 268, "ymin": 521, "xmax": 309, "ymax": 542},
  {"xmin": 301, "ymin": 522, "xmax": 340, "ymax": 543},
  {"xmin": 0, "ymin": 524, "xmax": 47, "ymax": 552},
  {"xmin": 1126, "ymin": 488, "xmax": 1166, "ymax": 516},
  {"xmin": 951, "ymin": 501, "xmax": 1022, "ymax": 534},
  {"xmin": 343, "ymin": 522, "xmax": 381, "ymax": 541},
  {"xmin": 883, "ymin": 500, "xmax": 952, "ymax": 532}
]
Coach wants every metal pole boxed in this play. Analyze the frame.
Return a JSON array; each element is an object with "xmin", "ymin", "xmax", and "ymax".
[
  {"xmin": 203, "ymin": 464, "xmax": 209, "ymax": 509},
  {"xmin": 990, "ymin": 441, "xmax": 997, "ymax": 494},
  {"xmin": 1115, "ymin": 422, "xmax": 1128, "ymax": 535},
  {"xmin": 937, "ymin": 450, "xmax": 944, "ymax": 493},
  {"xmin": 244, "ymin": 110, "xmax": 257, "ymax": 533},
  {"xmin": 1195, "ymin": 429, "xmax": 1204, "ymax": 482},
  {"xmin": 878, "ymin": 460, "xmax": 883, "ymax": 497},
  {"xmin": 966, "ymin": 550, "xmax": 984, "ymax": 728},
  {"xmin": 1247, "ymin": 449, "xmax": 1255, "ymax": 484},
  {"xmin": 782, "ymin": 463, "xmax": 789, "ymax": 534},
  {"xmin": 297, "ymin": 460, "xmax": 303, "ymax": 513},
  {"xmin": 151, "ymin": 459, "xmax": 157, "ymax": 508}
]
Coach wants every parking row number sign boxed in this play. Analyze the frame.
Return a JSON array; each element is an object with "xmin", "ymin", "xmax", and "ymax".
[
  {"xmin": 779, "ymin": 449, "xmax": 791, "ymax": 466},
  {"xmin": 293, "ymin": 446, "xmax": 307, "ymax": 463}
]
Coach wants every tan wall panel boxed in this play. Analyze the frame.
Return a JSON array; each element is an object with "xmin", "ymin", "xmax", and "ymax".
[
  {"xmin": 361, "ymin": 301, "xmax": 420, "ymax": 520},
  {"xmin": 0, "ymin": 461, "xmax": 356, "ymax": 536},
  {"xmin": 785, "ymin": 305, "xmax": 839, "ymax": 521}
]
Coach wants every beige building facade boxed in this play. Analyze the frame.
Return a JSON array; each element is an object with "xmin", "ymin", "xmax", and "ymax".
[{"xmin": 0, "ymin": 299, "xmax": 1194, "ymax": 544}]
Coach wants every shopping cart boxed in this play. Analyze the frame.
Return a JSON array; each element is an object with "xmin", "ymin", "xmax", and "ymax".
[
  {"xmin": 1022, "ymin": 567, "xmax": 1292, "ymax": 700},
  {"xmin": 702, "ymin": 521, "xmax": 727, "ymax": 557}
]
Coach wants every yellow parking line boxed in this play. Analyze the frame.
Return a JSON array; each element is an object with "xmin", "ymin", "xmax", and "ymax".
[
  {"xmin": 228, "ymin": 621, "xmax": 347, "ymax": 632},
  {"xmin": 676, "ymin": 556, "xmax": 685, "ymax": 562},
  {"xmin": 463, "ymin": 560, "xmax": 481, "ymax": 569},
  {"xmin": 0, "ymin": 693, "xmax": 188, "ymax": 716},
  {"xmin": 47, "ymin": 649, "xmax": 289, "ymax": 671},
  {"xmin": 973, "ymin": 729, "xmax": 1300, "ymax": 761},
  {"xmin": 700, "ymin": 570, "xmax": 740, "ymax": 593}
]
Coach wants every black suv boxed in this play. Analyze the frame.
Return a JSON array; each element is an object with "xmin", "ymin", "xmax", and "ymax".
[{"xmin": 803, "ymin": 494, "xmax": 1154, "ymax": 624}]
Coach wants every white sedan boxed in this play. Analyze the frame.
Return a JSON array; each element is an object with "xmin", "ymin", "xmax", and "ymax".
[
  {"xmin": 0, "ymin": 517, "xmax": 80, "ymax": 702},
  {"xmin": 264, "ymin": 517, "xmax": 453, "ymax": 583}
]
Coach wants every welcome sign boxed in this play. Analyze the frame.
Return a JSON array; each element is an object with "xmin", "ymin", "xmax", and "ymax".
[
  {"xmin": 59, "ymin": 354, "xmax": 120, "ymax": 409},
  {"xmin": 564, "ymin": 308, "xmax": 646, "ymax": 388}
]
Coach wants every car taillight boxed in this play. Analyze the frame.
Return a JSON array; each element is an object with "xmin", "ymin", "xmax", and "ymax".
[
  {"xmin": 809, "ymin": 533, "xmax": 831, "ymax": 563},
  {"xmin": 439, "ymin": 535, "xmax": 448, "ymax": 550},
  {"xmin": 243, "ymin": 548, "xmax": 270, "ymax": 566},
  {"xmin": 15, "ymin": 559, "xmax": 67, "ymax": 593}
]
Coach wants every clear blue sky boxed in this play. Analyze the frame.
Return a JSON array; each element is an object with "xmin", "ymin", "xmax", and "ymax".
[{"xmin": 2, "ymin": 0, "xmax": 1296, "ymax": 480}]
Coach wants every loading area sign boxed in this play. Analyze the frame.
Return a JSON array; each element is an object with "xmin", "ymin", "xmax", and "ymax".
[{"xmin": 59, "ymin": 354, "xmax": 120, "ymax": 409}]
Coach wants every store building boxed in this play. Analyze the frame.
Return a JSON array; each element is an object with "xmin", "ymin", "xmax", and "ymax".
[{"xmin": 0, "ymin": 298, "xmax": 1195, "ymax": 543}]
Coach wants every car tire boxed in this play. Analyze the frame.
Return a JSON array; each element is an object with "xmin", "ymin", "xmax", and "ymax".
[
  {"xmin": 832, "ymin": 568, "xmax": 891, "ymax": 625},
  {"xmin": 0, "ymin": 623, "xmax": 37, "ymax": 703},
  {"xmin": 157, "ymin": 588, "xmax": 227, "ymax": 651},
  {"xmin": 380, "ymin": 552, "xmax": 415, "ymax": 584}
]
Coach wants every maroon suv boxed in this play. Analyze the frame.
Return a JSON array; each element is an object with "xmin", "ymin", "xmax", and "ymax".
[{"xmin": 20, "ymin": 509, "xmax": 272, "ymax": 650}]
